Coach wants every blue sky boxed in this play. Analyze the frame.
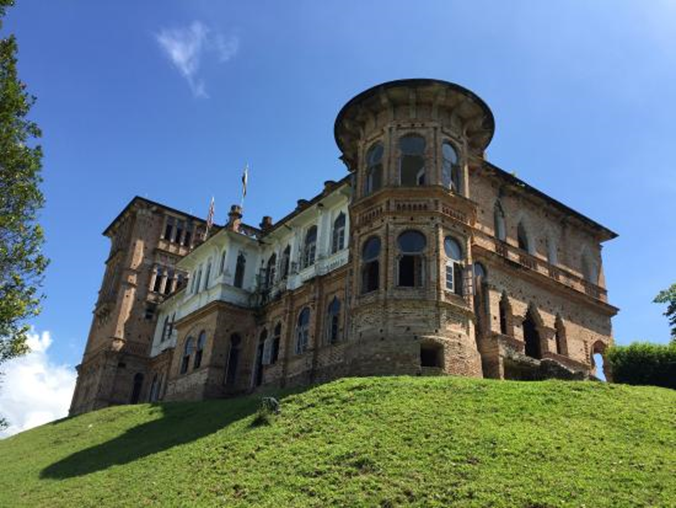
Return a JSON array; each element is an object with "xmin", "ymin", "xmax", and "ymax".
[{"xmin": 1, "ymin": 0, "xmax": 675, "ymax": 430}]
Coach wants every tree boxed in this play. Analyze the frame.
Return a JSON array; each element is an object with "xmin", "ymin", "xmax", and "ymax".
[
  {"xmin": 0, "ymin": 0, "xmax": 47, "ymax": 429},
  {"xmin": 654, "ymin": 283, "xmax": 676, "ymax": 343}
]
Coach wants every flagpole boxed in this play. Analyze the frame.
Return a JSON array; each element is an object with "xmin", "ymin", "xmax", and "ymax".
[{"xmin": 241, "ymin": 163, "xmax": 249, "ymax": 210}]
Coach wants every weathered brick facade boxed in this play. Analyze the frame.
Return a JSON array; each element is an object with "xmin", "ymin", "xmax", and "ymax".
[{"xmin": 70, "ymin": 79, "xmax": 617, "ymax": 415}]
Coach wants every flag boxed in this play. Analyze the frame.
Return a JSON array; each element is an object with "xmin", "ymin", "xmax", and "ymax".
[
  {"xmin": 242, "ymin": 164, "xmax": 249, "ymax": 200},
  {"xmin": 205, "ymin": 196, "xmax": 215, "ymax": 235}
]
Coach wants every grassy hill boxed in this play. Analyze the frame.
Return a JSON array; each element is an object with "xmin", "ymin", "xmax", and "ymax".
[{"xmin": 0, "ymin": 377, "xmax": 674, "ymax": 507}]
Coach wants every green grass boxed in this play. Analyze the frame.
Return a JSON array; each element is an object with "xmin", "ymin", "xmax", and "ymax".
[{"xmin": 0, "ymin": 377, "xmax": 674, "ymax": 507}]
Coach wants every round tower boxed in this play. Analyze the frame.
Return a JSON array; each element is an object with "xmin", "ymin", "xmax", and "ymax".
[{"xmin": 335, "ymin": 79, "xmax": 494, "ymax": 377}]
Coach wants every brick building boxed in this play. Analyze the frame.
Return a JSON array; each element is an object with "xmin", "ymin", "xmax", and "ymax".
[{"xmin": 69, "ymin": 79, "xmax": 617, "ymax": 414}]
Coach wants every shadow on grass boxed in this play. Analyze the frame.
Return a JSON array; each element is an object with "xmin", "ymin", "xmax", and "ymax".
[{"xmin": 40, "ymin": 394, "xmax": 265, "ymax": 480}]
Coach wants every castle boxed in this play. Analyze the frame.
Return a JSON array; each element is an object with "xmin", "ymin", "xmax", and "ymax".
[{"xmin": 69, "ymin": 79, "xmax": 617, "ymax": 414}]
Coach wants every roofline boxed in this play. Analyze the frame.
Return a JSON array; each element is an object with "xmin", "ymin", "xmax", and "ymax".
[
  {"xmin": 101, "ymin": 196, "xmax": 258, "ymax": 237},
  {"xmin": 261, "ymin": 174, "xmax": 352, "ymax": 236},
  {"xmin": 334, "ymin": 78, "xmax": 495, "ymax": 154},
  {"xmin": 483, "ymin": 160, "xmax": 618, "ymax": 241}
]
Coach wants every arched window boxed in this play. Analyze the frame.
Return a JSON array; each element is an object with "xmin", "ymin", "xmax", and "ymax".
[
  {"xmin": 280, "ymin": 245, "xmax": 291, "ymax": 279},
  {"xmin": 180, "ymin": 336, "xmax": 194, "ymax": 374},
  {"xmin": 234, "ymin": 253, "xmax": 246, "ymax": 288},
  {"xmin": 302, "ymin": 226, "xmax": 317, "ymax": 269},
  {"xmin": 398, "ymin": 230, "xmax": 426, "ymax": 287},
  {"xmin": 195, "ymin": 266, "xmax": 203, "ymax": 293},
  {"xmin": 444, "ymin": 236, "xmax": 464, "ymax": 296},
  {"xmin": 130, "ymin": 373, "xmax": 144, "ymax": 404},
  {"xmin": 219, "ymin": 249, "xmax": 227, "ymax": 274},
  {"xmin": 255, "ymin": 328, "xmax": 267, "ymax": 386},
  {"xmin": 203, "ymin": 260, "xmax": 211, "ymax": 290},
  {"xmin": 225, "ymin": 334, "xmax": 241, "ymax": 386},
  {"xmin": 555, "ymin": 314, "xmax": 567, "ymax": 356},
  {"xmin": 399, "ymin": 135, "xmax": 426, "ymax": 186},
  {"xmin": 523, "ymin": 306, "xmax": 542, "ymax": 359},
  {"xmin": 295, "ymin": 307, "xmax": 311, "ymax": 354},
  {"xmin": 148, "ymin": 374, "xmax": 159, "ymax": 403},
  {"xmin": 271, "ymin": 323, "xmax": 282, "ymax": 364},
  {"xmin": 194, "ymin": 330, "xmax": 206, "ymax": 369},
  {"xmin": 499, "ymin": 293, "xmax": 512, "ymax": 336},
  {"xmin": 494, "ymin": 201, "xmax": 506, "ymax": 241},
  {"xmin": 361, "ymin": 236, "xmax": 381, "ymax": 294},
  {"xmin": 265, "ymin": 253, "xmax": 277, "ymax": 288},
  {"xmin": 326, "ymin": 297, "xmax": 341, "ymax": 345},
  {"xmin": 442, "ymin": 141, "xmax": 462, "ymax": 194},
  {"xmin": 331, "ymin": 213, "xmax": 346, "ymax": 254},
  {"xmin": 517, "ymin": 221, "xmax": 531, "ymax": 253},
  {"xmin": 365, "ymin": 142, "xmax": 384, "ymax": 195}
]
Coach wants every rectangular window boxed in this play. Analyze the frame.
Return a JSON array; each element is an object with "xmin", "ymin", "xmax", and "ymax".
[
  {"xmin": 152, "ymin": 268, "xmax": 163, "ymax": 292},
  {"xmin": 183, "ymin": 224, "xmax": 192, "ymax": 247},
  {"xmin": 175, "ymin": 220, "xmax": 185, "ymax": 244},
  {"xmin": 163, "ymin": 217, "xmax": 175, "ymax": 241}
]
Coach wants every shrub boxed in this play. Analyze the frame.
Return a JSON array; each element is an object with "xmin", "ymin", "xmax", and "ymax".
[{"xmin": 606, "ymin": 342, "xmax": 676, "ymax": 389}]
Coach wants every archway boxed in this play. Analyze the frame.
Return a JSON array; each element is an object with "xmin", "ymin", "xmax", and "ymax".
[
  {"xmin": 591, "ymin": 341, "xmax": 608, "ymax": 381},
  {"xmin": 130, "ymin": 373, "xmax": 144, "ymax": 404},
  {"xmin": 523, "ymin": 309, "xmax": 542, "ymax": 359}
]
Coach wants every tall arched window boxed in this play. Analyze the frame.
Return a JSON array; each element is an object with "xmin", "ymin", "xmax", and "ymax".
[
  {"xmin": 326, "ymin": 297, "xmax": 341, "ymax": 345},
  {"xmin": 442, "ymin": 141, "xmax": 462, "ymax": 194},
  {"xmin": 555, "ymin": 314, "xmax": 567, "ymax": 356},
  {"xmin": 494, "ymin": 201, "xmax": 506, "ymax": 241},
  {"xmin": 399, "ymin": 135, "xmax": 426, "ymax": 186},
  {"xmin": 361, "ymin": 236, "xmax": 381, "ymax": 294},
  {"xmin": 265, "ymin": 253, "xmax": 277, "ymax": 288},
  {"xmin": 203, "ymin": 260, "xmax": 211, "ymax": 290},
  {"xmin": 444, "ymin": 236, "xmax": 464, "ymax": 296},
  {"xmin": 271, "ymin": 323, "xmax": 282, "ymax": 364},
  {"xmin": 280, "ymin": 245, "xmax": 291, "ymax": 279},
  {"xmin": 302, "ymin": 226, "xmax": 317, "ymax": 269},
  {"xmin": 180, "ymin": 336, "xmax": 194, "ymax": 374},
  {"xmin": 295, "ymin": 307, "xmax": 311, "ymax": 354},
  {"xmin": 148, "ymin": 374, "xmax": 159, "ymax": 403},
  {"xmin": 194, "ymin": 330, "xmax": 206, "ymax": 369},
  {"xmin": 234, "ymin": 253, "xmax": 246, "ymax": 288},
  {"xmin": 331, "ymin": 213, "xmax": 346, "ymax": 254},
  {"xmin": 219, "ymin": 249, "xmax": 227, "ymax": 274},
  {"xmin": 398, "ymin": 230, "xmax": 426, "ymax": 287},
  {"xmin": 225, "ymin": 334, "xmax": 241, "ymax": 386},
  {"xmin": 256, "ymin": 328, "xmax": 267, "ymax": 386},
  {"xmin": 517, "ymin": 221, "xmax": 531, "ymax": 253},
  {"xmin": 365, "ymin": 142, "xmax": 384, "ymax": 195},
  {"xmin": 499, "ymin": 293, "xmax": 512, "ymax": 336},
  {"xmin": 523, "ymin": 306, "xmax": 542, "ymax": 359}
]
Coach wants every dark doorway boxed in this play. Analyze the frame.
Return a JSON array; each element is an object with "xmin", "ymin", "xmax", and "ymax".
[
  {"xmin": 523, "ymin": 311, "xmax": 541, "ymax": 359},
  {"xmin": 420, "ymin": 344, "xmax": 442, "ymax": 368},
  {"xmin": 225, "ymin": 334, "xmax": 241, "ymax": 386},
  {"xmin": 254, "ymin": 340, "xmax": 265, "ymax": 387},
  {"xmin": 130, "ymin": 373, "xmax": 144, "ymax": 404}
]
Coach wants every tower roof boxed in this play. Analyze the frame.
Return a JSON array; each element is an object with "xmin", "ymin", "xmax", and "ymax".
[{"xmin": 334, "ymin": 79, "xmax": 495, "ymax": 168}]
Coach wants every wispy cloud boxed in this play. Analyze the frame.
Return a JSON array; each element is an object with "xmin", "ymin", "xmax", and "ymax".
[
  {"xmin": 155, "ymin": 21, "xmax": 239, "ymax": 98},
  {"xmin": 0, "ymin": 329, "xmax": 76, "ymax": 438}
]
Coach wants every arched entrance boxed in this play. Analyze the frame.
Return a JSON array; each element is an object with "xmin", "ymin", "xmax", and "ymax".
[
  {"xmin": 523, "ymin": 309, "xmax": 542, "ymax": 359},
  {"xmin": 130, "ymin": 373, "xmax": 144, "ymax": 404}
]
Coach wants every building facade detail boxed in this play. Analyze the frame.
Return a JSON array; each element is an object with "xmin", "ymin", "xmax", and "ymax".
[{"xmin": 70, "ymin": 79, "xmax": 617, "ymax": 414}]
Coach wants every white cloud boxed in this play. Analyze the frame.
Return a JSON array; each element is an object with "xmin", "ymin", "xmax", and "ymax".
[
  {"xmin": 155, "ymin": 21, "xmax": 239, "ymax": 98},
  {"xmin": 0, "ymin": 329, "xmax": 76, "ymax": 439}
]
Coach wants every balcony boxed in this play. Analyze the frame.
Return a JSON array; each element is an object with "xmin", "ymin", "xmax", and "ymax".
[{"xmin": 477, "ymin": 237, "xmax": 608, "ymax": 304}]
